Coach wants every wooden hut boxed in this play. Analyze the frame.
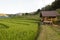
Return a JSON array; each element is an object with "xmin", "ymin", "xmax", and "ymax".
[{"xmin": 40, "ymin": 11, "xmax": 60, "ymax": 24}]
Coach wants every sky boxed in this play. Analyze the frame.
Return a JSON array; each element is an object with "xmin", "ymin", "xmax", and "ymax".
[{"xmin": 0, "ymin": 0, "xmax": 55, "ymax": 14}]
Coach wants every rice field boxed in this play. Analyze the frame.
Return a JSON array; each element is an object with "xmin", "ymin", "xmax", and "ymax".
[{"xmin": 0, "ymin": 15, "xmax": 39, "ymax": 40}]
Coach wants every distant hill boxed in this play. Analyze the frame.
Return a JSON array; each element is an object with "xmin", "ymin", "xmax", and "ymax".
[{"xmin": 0, "ymin": 13, "xmax": 8, "ymax": 18}]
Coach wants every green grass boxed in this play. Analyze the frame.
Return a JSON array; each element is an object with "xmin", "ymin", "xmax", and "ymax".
[
  {"xmin": 0, "ymin": 15, "xmax": 40, "ymax": 40},
  {"xmin": 37, "ymin": 25, "xmax": 60, "ymax": 40},
  {"xmin": 51, "ymin": 25, "xmax": 60, "ymax": 35},
  {"xmin": 56, "ymin": 9, "xmax": 60, "ymax": 14}
]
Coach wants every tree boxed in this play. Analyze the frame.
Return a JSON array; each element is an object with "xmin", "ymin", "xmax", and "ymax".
[
  {"xmin": 37, "ymin": 9, "xmax": 41, "ymax": 12},
  {"xmin": 41, "ymin": 5, "xmax": 52, "ymax": 11},
  {"xmin": 56, "ymin": 9, "xmax": 60, "ymax": 14},
  {"xmin": 34, "ymin": 9, "xmax": 41, "ymax": 15},
  {"xmin": 25, "ymin": 13, "xmax": 29, "ymax": 15},
  {"xmin": 51, "ymin": 0, "xmax": 60, "ymax": 10},
  {"xmin": 41, "ymin": 0, "xmax": 60, "ymax": 11}
]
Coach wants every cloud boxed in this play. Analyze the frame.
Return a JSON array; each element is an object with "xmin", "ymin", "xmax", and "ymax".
[{"xmin": 0, "ymin": 0, "xmax": 55, "ymax": 14}]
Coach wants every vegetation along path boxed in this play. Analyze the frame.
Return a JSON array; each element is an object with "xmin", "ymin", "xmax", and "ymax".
[{"xmin": 37, "ymin": 25, "xmax": 60, "ymax": 40}]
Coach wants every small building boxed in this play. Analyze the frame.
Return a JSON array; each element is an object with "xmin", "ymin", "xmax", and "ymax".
[{"xmin": 40, "ymin": 11, "xmax": 60, "ymax": 24}]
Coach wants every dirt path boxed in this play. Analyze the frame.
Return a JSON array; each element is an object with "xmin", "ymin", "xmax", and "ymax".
[{"xmin": 37, "ymin": 25, "xmax": 60, "ymax": 40}]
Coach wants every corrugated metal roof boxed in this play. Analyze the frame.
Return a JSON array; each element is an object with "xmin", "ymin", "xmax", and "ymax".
[{"xmin": 41, "ymin": 11, "xmax": 59, "ymax": 17}]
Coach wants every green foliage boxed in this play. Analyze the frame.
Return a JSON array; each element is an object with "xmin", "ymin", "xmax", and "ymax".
[
  {"xmin": 41, "ymin": 0, "xmax": 60, "ymax": 11},
  {"xmin": 41, "ymin": 5, "xmax": 52, "ymax": 11},
  {"xmin": 51, "ymin": 0, "xmax": 60, "ymax": 10},
  {"xmin": 25, "ymin": 13, "xmax": 29, "ymax": 15},
  {"xmin": 0, "ymin": 15, "xmax": 39, "ymax": 40},
  {"xmin": 56, "ymin": 9, "xmax": 60, "ymax": 14},
  {"xmin": 56, "ymin": 9, "xmax": 60, "ymax": 20},
  {"xmin": 34, "ymin": 9, "xmax": 41, "ymax": 15},
  {"xmin": 0, "ymin": 23, "xmax": 9, "ymax": 28}
]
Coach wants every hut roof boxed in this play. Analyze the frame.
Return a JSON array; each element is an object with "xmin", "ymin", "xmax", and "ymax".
[{"xmin": 41, "ymin": 11, "xmax": 60, "ymax": 17}]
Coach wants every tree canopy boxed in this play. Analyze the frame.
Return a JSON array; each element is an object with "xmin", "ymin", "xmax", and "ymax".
[{"xmin": 41, "ymin": 0, "xmax": 60, "ymax": 11}]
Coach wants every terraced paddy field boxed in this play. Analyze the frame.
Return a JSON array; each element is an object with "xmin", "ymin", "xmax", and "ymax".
[
  {"xmin": 0, "ymin": 15, "xmax": 39, "ymax": 40},
  {"xmin": 0, "ymin": 15, "xmax": 60, "ymax": 40}
]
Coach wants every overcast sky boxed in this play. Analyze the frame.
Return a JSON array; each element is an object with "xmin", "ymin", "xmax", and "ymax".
[{"xmin": 0, "ymin": 0, "xmax": 55, "ymax": 14}]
